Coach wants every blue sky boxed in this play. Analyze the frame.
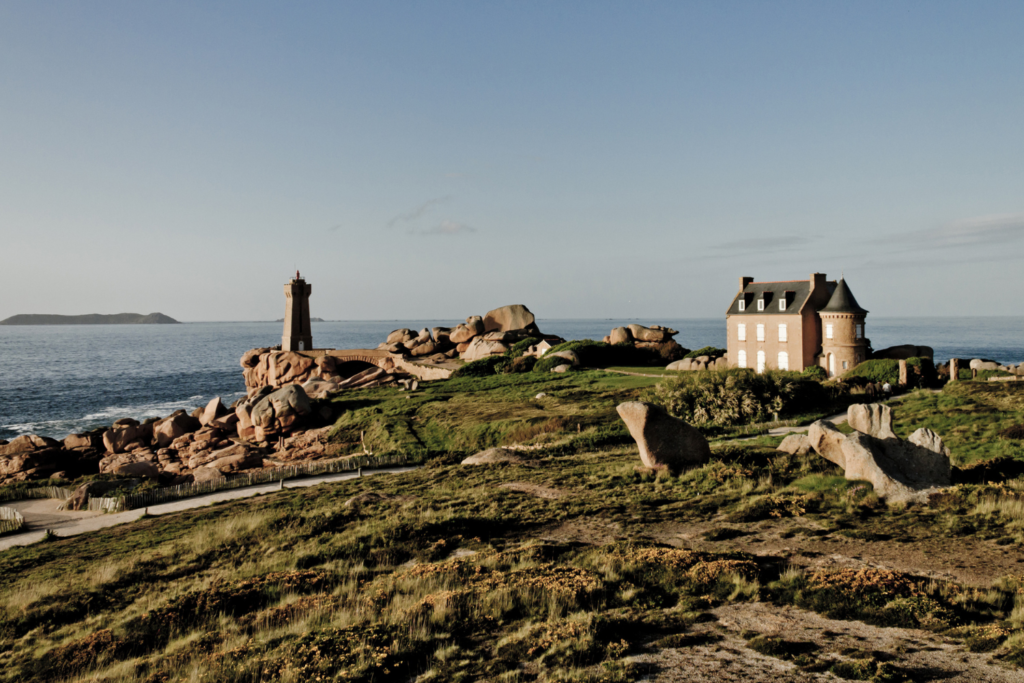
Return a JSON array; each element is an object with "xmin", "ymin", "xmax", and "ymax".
[{"xmin": 1, "ymin": 2, "xmax": 1022, "ymax": 321}]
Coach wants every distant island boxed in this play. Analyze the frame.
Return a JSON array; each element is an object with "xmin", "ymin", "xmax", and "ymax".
[
  {"xmin": 275, "ymin": 317, "xmax": 327, "ymax": 322},
  {"xmin": 0, "ymin": 313, "xmax": 180, "ymax": 326}
]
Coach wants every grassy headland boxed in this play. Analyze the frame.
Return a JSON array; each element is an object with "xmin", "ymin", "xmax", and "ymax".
[{"xmin": 2, "ymin": 373, "xmax": 1024, "ymax": 681}]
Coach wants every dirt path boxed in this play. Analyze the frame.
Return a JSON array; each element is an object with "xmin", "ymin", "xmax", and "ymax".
[
  {"xmin": 0, "ymin": 466, "xmax": 419, "ymax": 552},
  {"xmin": 635, "ymin": 601, "xmax": 1024, "ymax": 682}
]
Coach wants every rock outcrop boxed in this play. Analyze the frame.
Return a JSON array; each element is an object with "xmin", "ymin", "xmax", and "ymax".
[
  {"xmin": 602, "ymin": 324, "xmax": 687, "ymax": 363},
  {"xmin": 616, "ymin": 402, "xmax": 711, "ymax": 473},
  {"xmin": 807, "ymin": 403, "xmax": 951, "ymax": 503},
  {"xmin": 0, "ymin": 435, "xmax": 72, "ymax": 484}
]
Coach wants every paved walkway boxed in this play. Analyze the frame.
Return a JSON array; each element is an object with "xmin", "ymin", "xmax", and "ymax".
[{"xmin": 0, "ymin": 466, "xmax": 419, "ymax": 553}]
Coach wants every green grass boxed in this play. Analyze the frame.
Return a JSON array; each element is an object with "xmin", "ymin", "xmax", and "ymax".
[
  {"xmin": 4, "ymin": 372, "xmax": 1024, "ymax": 681},
  {"xmin": 889, "ymin": 384, "xmax": 1024, "ymax": 465}
]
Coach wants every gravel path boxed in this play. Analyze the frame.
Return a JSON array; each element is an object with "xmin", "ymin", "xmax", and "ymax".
[{"xmin": 0, "ymin": 466, "xmax": 419, "ymax": 552}]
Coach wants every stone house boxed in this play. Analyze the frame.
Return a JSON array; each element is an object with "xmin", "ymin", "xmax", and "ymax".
[{"xmin": 725, "ymin": 273, "xmax": 869, "ymax": 377}]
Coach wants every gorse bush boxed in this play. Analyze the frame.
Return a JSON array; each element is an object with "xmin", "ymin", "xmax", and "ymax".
[{"xmin": 643, "ymin": 369, "xmax": 825, "ymax": 427}]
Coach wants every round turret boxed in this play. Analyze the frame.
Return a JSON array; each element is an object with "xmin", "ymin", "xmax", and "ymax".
[{"xmin": 819, "ymin": 278, "xmax": 869, "ymax": 377}]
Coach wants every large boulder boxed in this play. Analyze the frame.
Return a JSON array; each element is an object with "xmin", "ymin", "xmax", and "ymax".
[
  {"xmin": 387, "ymin": 328, "xmax": 413, "ymax": 344},
  {"xmin": 192, "ymin": 466, "xmax": 227, "ymax": 484},
  {"xmin": 616, "ymin": 402, "xmax": 710, "ymax": 473},
  {"xmin": 112, "ymin": 461, "xmax": 161, "ymax": 479},
  {"xmin": 200, "ymin": 397, "xmax": 229, "ymax": 427},
  {"xmin": 204, "ymin": 443, "xmax": 263, "ymax": 473},
  {"xmin": 451, "ymin": 317, "xmax": 485, "ymax": 343},
  {"xmin": 483, "ymin": 305, "xmax": 537, "ymax": 333},
  {"xmin": 847, "ymin": 403, "xmax": 897, "ymax": 440},
  {"xmin": 626, "ymin": 324, "xmax": 676, "ymax": 343},
  {"xmin": 461, "ymin": 338, "xmax": 509, "ymax": 361},
  {"xmin": 970, "ymin": 359, "xmax": 1000, "ymax": 371},
  {"xmin": 250, "ymin": 384, "xmax": 313, "ymax": 440},
  {"xmin": 410, "ymin": 340, "xmax": 438, "ymax": 357},
  {"xmin": 808, "ymin": 406, "xmax": 951, "ymax": 503},
  {"xmin": 777, "ymin": 433, "xmax": 812, "ymax": 456},
  {"xmin": 0, "ymin": 434, "xmax": 60, "ymax": 457},
  {"xmin": 102, "ymin": 423, "xmax": 147, "ymax": 454},
  {"xmin": 63, "ymin": 432, "xmax": 102, "ymax": 451},
  {"xmin": 153, "ymin": 411, "xmax": 202, "ymax": 448},
  {"xmin": 610, "ymin": 327, "xmax": 632, "ymax": 345}
]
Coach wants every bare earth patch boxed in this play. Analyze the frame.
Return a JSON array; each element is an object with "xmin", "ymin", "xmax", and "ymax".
[
  {"xmin": 650, "ymin": 517, "xmax": 1024, "ymax": 587},
  {"xmin": 637, "ymin": 601, "xmax": 1024, "ymax": 683},
  {"xmin": 499, "ymin": 482, "xmax": 569, "ymax": 499}
]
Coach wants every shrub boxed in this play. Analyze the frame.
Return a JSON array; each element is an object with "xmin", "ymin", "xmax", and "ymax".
[
  {"xmin": 643, "ymin": 369, "xmax": 815, "ymax": 427},
  {"xmin": 843, "ymin": 359, "xmax": 899, "ymax": 385},
  {"xmin": 534, "ymin": 355, "xmax": 573, "ymax": 373},
  {"xmin": 506, "ymin": 337, "xmax": 541, "ymax": 359},
  {"xmin": 801, "ymin": 365, "xmax": 827, "ymax": 381},
  {"xmin": 451, "ymin": 356, "xmax": 506, "ymax": 378},
  {"xmin": 684, "ymin": 346, "xmax": 726, "ymax": 359}
]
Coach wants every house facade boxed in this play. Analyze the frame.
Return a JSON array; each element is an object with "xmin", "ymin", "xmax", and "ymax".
[{"xmin": 725, "ymin": 273, "xmax": 869, "ymax": 377}]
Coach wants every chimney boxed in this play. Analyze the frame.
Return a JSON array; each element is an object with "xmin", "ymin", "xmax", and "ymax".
[
  {"xmin": 810, "ymin": 273, "xmax": 826, "ymax": 291},
  {"xmin": 740, "ymin": 276, "xmax": 753, "ymax": 292}
]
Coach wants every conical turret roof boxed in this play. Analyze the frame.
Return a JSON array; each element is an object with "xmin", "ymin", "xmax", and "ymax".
[{"xmin": 820, "ymin": 278, "xmax": 867, "ymax": 314}]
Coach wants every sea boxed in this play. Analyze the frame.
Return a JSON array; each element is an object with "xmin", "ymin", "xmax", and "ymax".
[{"xmin": 1, "ymin": 317, "xmax": 1022, "ymax": 441}]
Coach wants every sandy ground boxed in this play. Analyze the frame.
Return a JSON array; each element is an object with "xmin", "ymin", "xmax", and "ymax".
[
  {"xmin": 635, "ymin": 601, "xmax": 1024, "ymax": 682},
  {"xmin": 0, "ymin": 466, "xmax": 419, "ymax": 552}
]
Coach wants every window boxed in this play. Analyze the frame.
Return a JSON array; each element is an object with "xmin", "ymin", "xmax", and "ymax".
[
  {"xmin": 856, "ymin": 324, "xmax": 864, "ymax": 339},
  {"xmin": 779, "ymin": 298, "xmax": 787, "ymax": 311},
  {"xmin": 825, "ymin": 323, "xmax": 833, "ymax": 340},
  {"xmin": 738, "ymin": 299, "xmax": 745, "ymax": 312},
  {"xmin": 778, "ymin": 352, "xmax": 789, "ymax": 370},
  {"xmin": 842, "ymin": 360, "xmax": 849, "ymax": 370},
  {"xmin": 778, "ymin": 324, "xmax": 787, "ymax": 342},
  {"xmin": 737, "ymin": 349, "xmax": 747, "ymax": 368},
  {"xmin": 737, "ymin": 323, "xmax": 746, "ymax": 341},
  {"xmin": 757, "ymin": 299, "xmax": 765, "ymax": 311},
  {"xmin": 756, "ymin": 350, "xmax": 766, "ymax": 374},
  {"xmin": 756, "ymin": 324, "xmax": 765, "ymax": 341}
]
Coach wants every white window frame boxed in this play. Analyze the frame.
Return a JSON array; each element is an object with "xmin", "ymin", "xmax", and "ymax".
[
  {"xmin": 737, "ymin": 323, "xmax": 746, "ymax": 341},
  {"xmin": 737, "ymin": 349, "xmax": 747, "ymax": 368},
  {"xmin": 826, "ymin": 323, "xmax": 833, "ymax": 340},
  {"xmin": 738, "ymin": 299, "xmax": 745, "ymax": 312},
  {"xmin": 778, "ymin": 323, "xmax": 787, "ymax": 342},
  {"xmin": 756, "ymin": 324, "xmax": 765, "ymax": 342},
  {"xmin": 779, "ymin": 298, "xmax": 786, "ymax": 311},
  {"xmin": 757, "ymin": 299, "xmax": 765, "ymax": 311},
  {"xmin": 756, "ymin": 350, "xmax": 766, "ymax": 374},
  {"xmin": 778, "ymin": 351, "xmax": 789, "ymax": 371}
]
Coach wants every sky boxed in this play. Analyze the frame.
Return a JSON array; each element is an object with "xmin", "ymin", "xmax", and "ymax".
[{"xmin": 1, "ymin": 1, "xmax": 1022, "ymax": 322}]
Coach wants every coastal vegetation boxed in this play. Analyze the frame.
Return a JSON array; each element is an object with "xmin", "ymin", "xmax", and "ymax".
[{"xmin": 3, "ymin": 373, "xmax": 1024, "ymax": 680}]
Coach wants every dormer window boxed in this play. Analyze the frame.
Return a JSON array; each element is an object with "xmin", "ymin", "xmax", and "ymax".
[
  {"xmin": 757, "ymin": 299, "xmax": 764, "ymax": 311},
  {"xmin": 738, "ymin": 299, "xmax": 745, "ymax": 312}
]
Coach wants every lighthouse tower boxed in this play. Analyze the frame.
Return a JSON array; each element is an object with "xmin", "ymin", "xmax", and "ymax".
[
  {"xmin": 282, "ymin": 271, "xmax": 312, "ymax": 351},
  {"xmin": 819, "ymin": 277, "xmax": 869, "ymax": 377}
]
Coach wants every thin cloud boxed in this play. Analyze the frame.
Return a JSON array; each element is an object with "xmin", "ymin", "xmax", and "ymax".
[
  {"xmin": 887, "ymin": 213, "xmax": 1024, "ymax": 250},
  {"xmin": 387, "ymin": 196, "xmax": 452, "ymax": 228},
  {"xmin": 711, "ymin": 234, "xmax": 815, "ymax": 254},
  {"xmin": 421, "ymin": 220, "xmax": 476, "ymax": 236}
]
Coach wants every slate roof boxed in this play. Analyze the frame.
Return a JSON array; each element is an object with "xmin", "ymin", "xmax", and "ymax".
[
  {"xmin": 820, "ymin": 278, "xmax": 868, "ymax": 314},
  {"xmin": 726, "ymin": 280, "xmax": 836, "ymax": 316}
]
